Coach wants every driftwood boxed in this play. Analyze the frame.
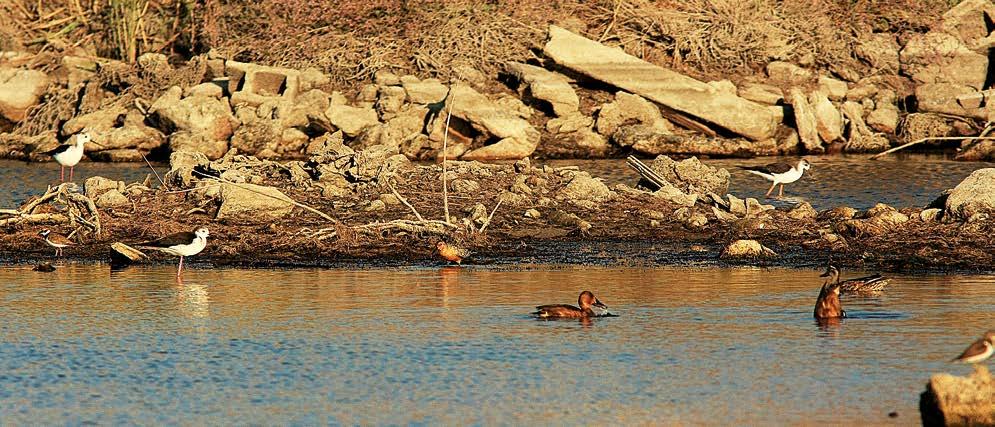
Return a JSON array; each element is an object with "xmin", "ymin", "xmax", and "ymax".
[
  {"xmin": 354, "ymin": 219, "xmax": 458, "ymax": 237},
  {"xmin": 625, "ymin": 156, "xmax": 669, "ymax": 190},
  {"xmin": 871, "ymin": 135, "xmax": 995, "ymax": 159},
  {"xmin": 0, "ymin": 184, "xmax": 99, "ymax": 235},
  {"xmin": 111, "ymin": 242, "xmax": 148, "ymax": 266}
]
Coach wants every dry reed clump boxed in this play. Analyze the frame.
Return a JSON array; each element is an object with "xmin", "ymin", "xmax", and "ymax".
[{"xmin": 899, "ymin": 113, "xmax": 955, "ymax": 143}]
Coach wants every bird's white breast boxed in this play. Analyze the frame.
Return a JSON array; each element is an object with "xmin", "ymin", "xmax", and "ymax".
[
  {"xmin": 53, "ymin": 145, "xmax": 85, "ymax": 167},
  {"xmin": 774, "ymin": 167, "xmax": 804, "ymax": 184},
  {"xmin": 162, "ymin": 237, "xmax": 207, "ymax": 257}
]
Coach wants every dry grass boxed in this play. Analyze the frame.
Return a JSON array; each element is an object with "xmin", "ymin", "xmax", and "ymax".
[{"xmin": 2, "ymin": 0, "xmax": 962, "ymax": 86}]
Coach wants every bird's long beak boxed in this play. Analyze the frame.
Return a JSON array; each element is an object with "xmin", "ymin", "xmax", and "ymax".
[{"xmin": 593, "ymin": 299, "xmax": 607, "ymax": 309}]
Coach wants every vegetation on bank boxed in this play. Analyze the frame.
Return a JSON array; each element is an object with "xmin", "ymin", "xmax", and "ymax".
[{"xmin": 1, "ymin": 0, "xmax": 961, "ymax": 84}]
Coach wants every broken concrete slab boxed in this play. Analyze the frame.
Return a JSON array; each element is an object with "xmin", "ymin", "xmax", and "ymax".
[
  {"xmin": 505, "ymin": 62, "xmax": 579, "ymax": 117},
  {"xmin": 543, "ymin": 25, "xmax": 778, "ymax": 141},
  {"xmin": 443, "ymin": 85, "xmax": 540, "ymax": 160}
]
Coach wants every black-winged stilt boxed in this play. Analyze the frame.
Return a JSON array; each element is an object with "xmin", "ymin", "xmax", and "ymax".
[
  {"xmin": 37, "ymin": 229, "xmax": 73, "ymax": 256},
  {"xmin": 952, "ymin": 330, "xmax": 995, "ymax": 364},
  {"xmin": 740, "ymin": 159, "xmax": 811, "ymax": 198},
  {"xmin": 43, "ymin": 131, "xmax": 96, "ymax": 182},
  {"xmin": 136, "ymin": 227, "xmax": 210, "ymax": 277}
]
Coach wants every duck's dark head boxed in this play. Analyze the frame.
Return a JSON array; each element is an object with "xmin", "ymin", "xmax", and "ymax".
[
  {"xmin": 820, "ymin": 265, "xmax": 840, "ymax": 280},
  {"xmin": 579, "ymin": 290, "xmax": 607, "ymax": 310}
]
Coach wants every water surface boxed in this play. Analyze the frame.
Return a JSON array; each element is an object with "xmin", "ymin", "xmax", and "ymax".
[{"xmin": 1, "ymin": 264, "xmax": 992, "ymax": 424}]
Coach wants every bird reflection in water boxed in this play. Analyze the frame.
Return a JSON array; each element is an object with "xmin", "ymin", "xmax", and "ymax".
[
  {"xmin": 175, "ymin": 277, "xmax": 210, "ymax": 319},
  {"xmin": 436, "ymin": 266, "xmax": 462, "ymax": 309}
]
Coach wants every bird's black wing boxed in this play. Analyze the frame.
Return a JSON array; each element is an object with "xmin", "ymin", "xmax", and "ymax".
[
  {"xmin": 138, "ymin": 231, "xmax": 196, "ymax": 247},
  {"xmin": 761, "ymin": 162, "xmax": 793, "ymax": 174},
  {"xmin": 42, "ymin": 144, "xmax": 73, "ymax": 156}
]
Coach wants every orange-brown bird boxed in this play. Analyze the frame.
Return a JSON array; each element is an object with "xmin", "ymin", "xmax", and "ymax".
[
  {"xmin": 814, "ymin": 273, "xmax": 845, "ymax": 319},
  {"xmin": 436, "ymin": 241, "xmax": 471, "ymax": 265},
  {"xmin": 952, "ymin": 330, "xmax": 995, "ymax": 364}
]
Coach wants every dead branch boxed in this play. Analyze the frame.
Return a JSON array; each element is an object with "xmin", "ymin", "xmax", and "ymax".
[
  {"xmin": 386, "ymin": 181, "xmax": 425, "ymax": 222},
  {"xmin": 0, "ymin": 213, "xmax": 68, "ymax": 227},
  {"xmin": 478, "ymin": 199, "xmax": 503, "ymax": 234}
]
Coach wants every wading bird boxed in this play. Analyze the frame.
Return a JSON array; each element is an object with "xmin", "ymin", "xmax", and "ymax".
[
  {"xmin": 436, "ymin": 241, "xmax": 471, "ymax": 265},
  {"xmin": 952, "ymin": 330, "xmax": 995, "ymax": 364},
  {"xmin": 136, "ymin": 227, "xmax": 210, "ymax": 277},
  {"xmin": 37, "ymin": 229, "xmax": 73, "ymax": 257},
  {"xmin": 44, "ymin": 131, "xmax": 96, "ymax": 182},
  {"xmin": 533, "ymin": 291, "xmax": 610, "ymax": 319},
  {"xmin": 741, "ymin": 159, "xmax": 811, "ymax": 198}
]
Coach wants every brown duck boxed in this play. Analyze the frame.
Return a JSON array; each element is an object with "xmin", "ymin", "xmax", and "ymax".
[
  {"xmin": 814, "ymin": 278, "xmax": 845, "ymax": 319},
  {"xmin": 534, "ymin": 291, "xmax": 609, "ymax": 319},
  {"xmin": 821, "ymin": 265, "xmax": 891, "ymax": 295}
]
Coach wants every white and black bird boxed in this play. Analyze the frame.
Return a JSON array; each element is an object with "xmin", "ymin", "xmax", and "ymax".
[
  {"xmin": 37, "ymin": 229, "xmax": 73, "ymax": 257},
  {"xmin": 43, "ymin": 131, "xmax": 96, "ymax": 182},
  {"xmin": 136, "ymin": 227, "xmax": 210, "ymax": 277},
  {"xmin": 952, "ymin": 330, "xmax": 995, "ymax": 364},
  {"xmin": 740, "ymin": 159, "xmax": 811, "ymax": 198}
]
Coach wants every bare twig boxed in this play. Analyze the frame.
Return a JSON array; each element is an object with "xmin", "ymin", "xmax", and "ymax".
[
  {"xmin": 870, "ymin": 136, "xmax": 995, "ymax": 159},
  {"xmin": 478, "ymin": 198, "xmax": 503, "ymax": 234},
  {"xmin": 441, "ymin": 79, "xmax": 460, "ymax": 225},
  {"xmin": 140, "ymin": 151, "xmax": 165, "ymax": 187},
  {"xmin": 386, "ymin": 181, "xmax": 424, "ymax": 222}
]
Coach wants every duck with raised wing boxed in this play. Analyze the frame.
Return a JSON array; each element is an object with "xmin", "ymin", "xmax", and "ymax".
[
  {"xmin": 533, "ymin": 291, "xmax": 610, "ymax": 319},
  {"xmin": 741, "ymin": 159, "xmax": 811, "ymax": 198},
  {"xmin": 821, "ymin": 265, "xmax": 892, "ymax": 295},
  {"xmin": 136, "ymin": 227, "xmax": 209, "ymax": 277},
  {"xmin": 43, "ymin": 131, "xmax": 98, "ymax": 182},
  {"xmin": 814, "ymin": 279, "xmax": 845, "ymax": 319},
  {"xmin": 37, "ymin": 229, "xmax": 73, "ymax": 257},
  {"xmin": 952, "ymin": 330, "xmax": 995, "ymax": 364}
]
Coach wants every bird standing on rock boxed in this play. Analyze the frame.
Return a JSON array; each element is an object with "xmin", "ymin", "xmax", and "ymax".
[
  {"xmin": 952, "ymin": 330, "xmax": 995, "ymax": 364},
  {"xmin": 436, "ymin": 241, "xmax": 471, "ymax": 265},
  {"xmin": 43, "ymin": 131, "xmax": 97, "ymax": 183},
  {"xmin": 37, "ymin": 229, "xmax": 73, "ymax": 257},
  {"xmin": 740, "ymin": 159, "xmax": 811, "ymax": 198},
  {"xmin": 136, "ymin": 227, "xmax": 210, "ymax": 277}
]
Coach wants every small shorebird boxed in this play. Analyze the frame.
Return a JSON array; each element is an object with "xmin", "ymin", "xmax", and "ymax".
[
  {"xmin": 136, "ymin": 227, "xmax": 210, "ymax": 277},
  {"xmin": 741, "ymin": 159, "xmax": 811, "ymax": 198},
  {"xmin": 436, "ymin": 241, "xmax": 471, "ymax": 265},
  {"xmin": 37, "ymin": 229, "xmax": 73, "ymax": 256},
  {"xmin": 952, "ymin": 330, "xmax": 995, "ymax": 364},
  {"xmin": 43, "ymin": 131, "xmax": 96, "ymax": 182},
  {"xmin": 821, "ymin": 265, "xmax": 892, "ymax": 295},
  {"xmin": 533, "ymin": 291, "xmax": 610, "ymax": 319},
  {"xmin": 814, "ymin": 278, "xmax": 845, "ymax": 319}
]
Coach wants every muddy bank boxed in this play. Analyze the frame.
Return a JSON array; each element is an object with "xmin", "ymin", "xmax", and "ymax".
[{"xmin": 1, "ymin": 146, "xmax": 993, "ymax": 272}]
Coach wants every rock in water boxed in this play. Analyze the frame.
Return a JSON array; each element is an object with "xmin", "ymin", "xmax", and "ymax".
[
  {"xmin": 720, "ymin": 240, "xmax": 777, "ymax": 259},
  {"xmin": 920, "ymin": 365, "xmax": 995, "ymax": 426},
  {"xmin": 946, "ymin": 168, "xmax": 995, "ymax": 221}
]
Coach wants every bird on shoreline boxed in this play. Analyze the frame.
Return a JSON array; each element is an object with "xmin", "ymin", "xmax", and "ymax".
[
  {"xmin": 436, "ymin": 241, "xmax": 471, "ymax": 265},
  {"xmin": 740, "ymin": 159, "xmax": 811, "ymax": 198},
  {"xmin": 37, "ymin": 229, "xmax": 73, "ymax": 257},
  {"xmin": 533, "ymin": 291, "xmax": 611, "ymax": 319},
  {"xmin": 814, "ymin": 277, "xmax": 845, "ymax": 319},
  {"xmin": 952, "ymin": 330, "xmax": 995, "ymax": 364},
  {"xmin": 821, "ymin": 265, "xmax": 892, "ymax": 295},
  {"xmin": 136, "ymin": 227, "xmax": 210, "ymax": 277},
  {"xmin": 43, "ymin": 131, "xmax": 96, "ymax": 183}
]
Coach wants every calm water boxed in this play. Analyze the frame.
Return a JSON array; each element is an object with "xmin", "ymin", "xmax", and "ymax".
[
  {"xmin": 0, "ymin": 264, "xmax": 993, "ymax": 425},
  {"xmin": 1, "ymin": 154, "xmax": 990, "ymax": 210}
]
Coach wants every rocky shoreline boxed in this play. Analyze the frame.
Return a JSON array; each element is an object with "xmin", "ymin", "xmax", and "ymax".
[
  {"xmin": 1, "ymin": 144, "xmax": 993, "ymax": 272},
  {"xmin": 3, "ymin": 1, "xmax": 995, "ymax": 163}
]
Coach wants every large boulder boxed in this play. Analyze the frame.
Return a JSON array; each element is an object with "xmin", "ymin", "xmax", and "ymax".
[
  {"xmin": 941, "ymin": 0, "xmax": 995, "ymax": 50},
  {"xmin": 809, "ymin": 91, "xmax": 843, "ymax": 144},
  {"xmin": 920, "ymin": 365, "xmax": 995, "ymax": 426},
  {"xmin": 560, "ymin": 172, "xmax": 613, "ymax": 204},
  {"xmin": 148, "ymin": 86, "xmax": 238, "ymax": 156},
  {"xmin": 216, "ymin": 182, "xmax": 295, "ymax": 223},
  {"xmin": 900, "ymin": 32, "xmax": 988, "ymax": 90},
  {"xmin": 442, "ymin": 85, "xmax": 541, "ymax": 160},
  {"xmin": 0, "ymin": 67, "xmax": 49, "ymax": 123},
  {"xmin": 597, "ymin": 92, "xmax": 672, "ymax": 137},
  {"xmin": 505, "ymin": 62, "xmax": 579, "ymax": 117},
  {"xmin": 324, "ymin": 103, "xmax": 379, "ymax": 137},
  {"xmin": 720, "ymin": 240, "xmax": 777, "ymax": 259},
  {"xmin": 945, "ymin": 168, "xmax": 995, "ymax": 220},
  {"xmin": 915, "ymin": 83, "xmax": 986, "ymax": 119},
  {"xmin": 648, "ymin": 155, "xmax": 730, "ymax": 197},
  {"xmin": 787, "ymin": 88, "xmax": 823, "ymax": 153},
  {"xmin": 855, "ymin": 33, "xmax": 900, "ymax": 74}
]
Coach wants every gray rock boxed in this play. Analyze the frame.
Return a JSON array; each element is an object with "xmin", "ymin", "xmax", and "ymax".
[
  {"xmin": 720, "ymin": 239, "xmax": 777, "ymax": 258},
  {"xmin": 94, "ymin": 189, "xmax": 130, "ymax": 209},
  {"xmin": 84, "ymin": 176, "xmax": 125, "ymax": 199},
  {"xmin": 216, "ymin": 182, "xmax": 295, "ymax": 223},
  {"xmin": 505, "ymin": 62, "xmax": 579, "ymax": 117},
  {"xmin": 0, "ymin": 67, "xmax": 49, "ymax": 122},
  {"xmin": 787, "ymin": 87, "xmax": 823, "ymax": 153},
  {"xmin": 560, "ymin": 172, "xmax": 613, "ymax": 203},
  {"xmin": 900, "ymin": 32, "xmax": 988, "ymax": 90},
  {"xmin": 787, "ymin": 201, "xmax": 818, "ymax": 220},
  {"xmin": 946, "ymin": 168, "xmax": 995, "ymax": 220},
  {"xmin": 648, "ymin": 155, "xmax": 730, "ymax": 197},
  {"xmin": 324, "ymin": 104, "xmax": 379, "ymax": 137}
]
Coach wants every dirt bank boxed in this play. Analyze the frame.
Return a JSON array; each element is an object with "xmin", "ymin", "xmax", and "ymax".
[{"xmin": 2, "ymin": 148, "xmax": 993, "ymax": 272}]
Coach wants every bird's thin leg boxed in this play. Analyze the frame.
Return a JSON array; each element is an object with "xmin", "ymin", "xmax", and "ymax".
[
  {"xmin": 765, "ymin": 181, "xmax": 777, "ymax": 198},
  {"xmin": 60, "ymin": 166, "xmax": 65, "ymax": 182},
  {"xmin": 779, "ymin": 184, "xmax": 784, "ymax": 197},
  {"xmin": 177, "ymin": 256, "xmax": 184, "ymax": 276},
  {"xmin": 69, "ymin": 166, "xmax": 74, "ymax": 182}
]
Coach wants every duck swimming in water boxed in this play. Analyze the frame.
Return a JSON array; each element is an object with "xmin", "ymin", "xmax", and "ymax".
[
  {"xmin": 814, "ymin": 279, "xmax": 845, "ymax": 319},
  {"xmin": 821, "ymin": 265, "xmax": 891, "ymax": 295},
  {"xmin": 534, "ymin": 291, "xmax": 609, "ymax": 319}
]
